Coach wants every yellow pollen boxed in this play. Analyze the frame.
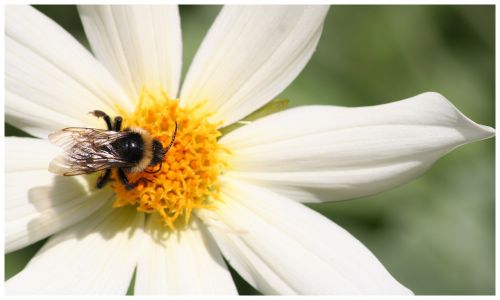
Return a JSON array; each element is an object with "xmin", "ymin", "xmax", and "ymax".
[{"xmin": 112, "ymin": 90, "xmax": 228, "ymax": 229}]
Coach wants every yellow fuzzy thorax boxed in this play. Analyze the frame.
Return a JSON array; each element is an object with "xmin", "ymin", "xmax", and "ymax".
[{"xmin": 112, "ymin": 90, "xmax": 228, "ymax": 229}]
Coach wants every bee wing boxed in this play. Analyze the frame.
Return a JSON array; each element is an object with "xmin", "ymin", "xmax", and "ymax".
[
  {"xmin": 48, "ymin": 153, "xmax": 101, "ymax": 176},
  {"xmin": 48, "ymin": 127, "xmax": 122, "ymax": 150},
  {"xmin": 48, "ymin": 128, "xmax": 131, "ymax": 176}
]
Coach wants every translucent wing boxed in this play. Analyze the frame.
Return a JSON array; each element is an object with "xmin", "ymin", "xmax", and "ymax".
[{"xmin": 48, "ymin": 128, "xmax": 132, "ymax": 176}]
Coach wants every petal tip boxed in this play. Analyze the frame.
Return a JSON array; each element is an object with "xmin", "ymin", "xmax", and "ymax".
[
  {"xmin": 418, "ymin": 91, "xmax": 495, "ymax": 143},
  {"xmin": 479, "ymin": 124, "xmax": 495, "ymax": 138}
]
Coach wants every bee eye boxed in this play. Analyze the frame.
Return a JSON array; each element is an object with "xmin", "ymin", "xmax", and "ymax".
[{"xmin": 149, "ymin": 140, "xmax": 165, "ymax": 166}]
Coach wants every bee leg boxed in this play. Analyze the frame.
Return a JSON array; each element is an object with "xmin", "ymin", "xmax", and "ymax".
[
  {"xmin": 144, "ymin": 162, "xmax": 162, "ymax": 174},
  {"xmin": 118, "ymin": 168, "xmax": 152, "ymax": 190},
  {"xmin": 118, "ymin": 168, "xmax": 135, "ymax": 190},
  {"xmin": 113, "ymin": 116, "xmax": 123, "ymax": 131},
  {"xmin": 96, "ymin": 169, "xmax": 112, "ymax": 189},
  {"xmin": 90, "ymin": 110, "xmax": 112, "ymax": 130}
]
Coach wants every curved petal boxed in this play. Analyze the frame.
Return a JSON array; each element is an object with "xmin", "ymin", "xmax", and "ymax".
[
  {"xmin": 5, "ymin": 137, "xmax": 110, "ymax": 253},
  {"xmin": 201, "ymin": 178, "xmax": 411, "ymax": 295},
  {"xmin": 5, "ymin": 5, "xmax": 131, "ymax": 138},
  {"xmin": 221, "ymin": 92, "xmax": 495, "ymax": 202},
  {"xmin": 78, "ymin": 5, "xmax": 182, "ymax": 100},
  {"xmin": 135, "ymin": 215, "xmax": 237, "ymax": 295},
  {"xmin": 6, "ymin": 206, "xmax": 144, "ymax": 295},
  {"xmin": 180, "ymin": 5, "xmax": 329, "ymax": 127}
]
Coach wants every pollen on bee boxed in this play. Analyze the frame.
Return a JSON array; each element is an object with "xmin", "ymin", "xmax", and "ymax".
[{"xmin": 111, "ymin": 90, "xmax": 228, "ymax": 229}]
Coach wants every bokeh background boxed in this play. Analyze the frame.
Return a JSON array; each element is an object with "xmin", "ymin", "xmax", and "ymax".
[{"xmin": 5, "ymin": 5, "xmax": 495, "ymax": 295}]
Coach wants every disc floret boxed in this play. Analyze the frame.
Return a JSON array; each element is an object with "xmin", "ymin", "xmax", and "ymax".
[{"xmin": 112, "ymin": 91, "xmax": 227, "ymax": 229}]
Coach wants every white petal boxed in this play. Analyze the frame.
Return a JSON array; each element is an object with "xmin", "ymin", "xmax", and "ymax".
[
  {"xmin": 5, "ymin": 5, "xmax": 131, "ymax": 138},
  {"xmin": 78, "ymin": 5, "xmax": 182, "ymax": 100},
  {"xmin": 6, "ymin": 206, "xmax": 144, "ymax": 295},
  {"xmin": 5, "ymin": 137, "xmax": 110, "ymax": 252},
  {"xmin": 180, "ymin": 5, "xmax": 328, "ymax": 126},
  {"xmin": 202, "ymin": 179, "xmax": 412, "ymax": 295},
  {"xmin": 221, "ymin": 92, "xmax": 495, "ymax": 202},
  {"xmin": 5, "ymin": 137, "xmax": 59, "ymax": 172},
  {"xmin": 135, "ymin": 215, "xmax": 237, "ymax": 295}
]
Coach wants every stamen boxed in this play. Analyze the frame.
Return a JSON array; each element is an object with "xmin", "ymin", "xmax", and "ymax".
[{"xmin": 112, "ymin": 90, "xmax": 228, "ymax": 229}]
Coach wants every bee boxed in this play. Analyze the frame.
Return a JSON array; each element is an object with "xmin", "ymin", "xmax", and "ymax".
[{"xmin": 48, "ymin": 110, "xmax": 177, "ymax": 190}]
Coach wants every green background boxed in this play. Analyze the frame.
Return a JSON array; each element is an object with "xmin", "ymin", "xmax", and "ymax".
[{"xmin": 5, "ymin": 5, "xmax": 495, "ymax": 295}]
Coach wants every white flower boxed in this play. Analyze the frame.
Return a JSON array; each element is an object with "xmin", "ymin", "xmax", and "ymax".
[{"xmin": 5, "ymin": 5, "xmax": 494, "ymax": 295}]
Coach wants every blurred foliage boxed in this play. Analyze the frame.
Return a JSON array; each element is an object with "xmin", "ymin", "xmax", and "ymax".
[{"xmin": 5, "ymin": 5, "xmax": 494, "ymax": 295}]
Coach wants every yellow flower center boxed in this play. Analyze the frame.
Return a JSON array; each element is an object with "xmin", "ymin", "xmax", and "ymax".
[{"xmin": 111, "ymin": 90, "xmax": 228, "ymax": 229}]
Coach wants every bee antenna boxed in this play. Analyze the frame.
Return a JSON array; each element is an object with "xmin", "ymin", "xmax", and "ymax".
[{"xmin": 164, "ymin": 121, "xmax": 178, "ymax": 154}]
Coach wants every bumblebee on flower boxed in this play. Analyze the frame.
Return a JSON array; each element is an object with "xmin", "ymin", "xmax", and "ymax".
[{"xmin": 5, "ymin": 5, "xmax": 494, "ymax": 295}]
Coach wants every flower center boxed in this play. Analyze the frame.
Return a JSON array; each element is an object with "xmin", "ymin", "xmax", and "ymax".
[{"xmin": 112, "ymin": 90, "xmax": 227, "ymax": 229}]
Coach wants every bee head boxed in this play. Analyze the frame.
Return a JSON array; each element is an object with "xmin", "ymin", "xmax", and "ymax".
[
  {"xmin": 147, "ymin": 122, "xmax": 177, "ymax": 169},
  {"xmin": 149, "ymin": 139, "xmax": 165, "ymax": 166}
]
